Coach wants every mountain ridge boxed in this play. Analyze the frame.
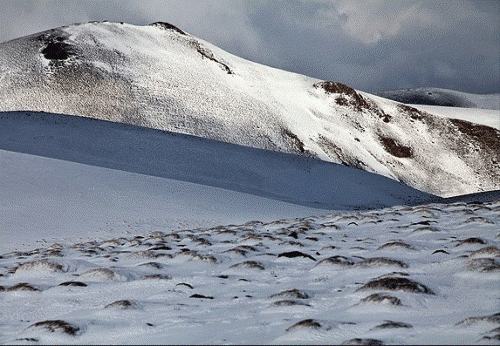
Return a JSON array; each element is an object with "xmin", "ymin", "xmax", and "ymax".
[
  {"xmin": 0, "ymin": 21, "xmax": 498, "ymax": 197},
  {"xmin": 377, "ymin": 87, "xmax": 499, "ymax": 110}
]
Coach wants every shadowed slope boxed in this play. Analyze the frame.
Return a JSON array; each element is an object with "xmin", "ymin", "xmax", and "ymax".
[{"xmin": 0, "ymin": 111, "xmax": 437, "ymax": 210}]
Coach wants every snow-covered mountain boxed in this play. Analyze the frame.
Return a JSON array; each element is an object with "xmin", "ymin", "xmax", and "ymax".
[
  {"xmin": 0, "ymin": 21, "xmax": 498, "ymax": 197},
  {"xmin": 1, "ymin": 21, "xmax": 499, "ymax": 346},
  {"xmin": 377, "ymin": 87, "xmax": 500, "ymax": 110}
]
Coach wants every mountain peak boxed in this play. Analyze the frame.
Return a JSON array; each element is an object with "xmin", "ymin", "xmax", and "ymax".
[{"xmin": 0, "ymin": 21, "xmax": 498, "ymax": 197}]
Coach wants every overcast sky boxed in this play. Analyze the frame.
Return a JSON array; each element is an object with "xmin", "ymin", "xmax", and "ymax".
[{"xmin": 1, "ymin": 0, "xmax": 499, "ymax": 94}]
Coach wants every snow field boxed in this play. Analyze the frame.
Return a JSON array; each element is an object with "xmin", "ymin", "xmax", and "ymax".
[{"xmin": 0, "ymin": 199, "xmax": 498, "ymax": 344}]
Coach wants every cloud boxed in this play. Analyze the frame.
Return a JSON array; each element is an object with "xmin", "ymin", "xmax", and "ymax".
[
  {"xmin": 244, "ymin": 0, "xmax": 499, "ymax": 93},
  {"xmin": 0, "ymin": 0, "xmax": 498, "ymax": 94}
]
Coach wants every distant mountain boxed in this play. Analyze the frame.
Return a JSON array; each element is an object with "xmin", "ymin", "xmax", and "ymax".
[
  {"xmin": 377, "ymin": 87, "xmax": 499, "ymax": 110},
  {"xmin": 0, "ymin": 21, "xmax": 498, "ymax": 197}
]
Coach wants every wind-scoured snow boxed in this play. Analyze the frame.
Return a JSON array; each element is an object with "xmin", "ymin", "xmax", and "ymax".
[
  {"xmin": 0, "ymin": 21, "xmax": 498, "ymax": 197},
  {"xmin": 0, "ymin": 197, "xmax": 498, "ymax": 345}
]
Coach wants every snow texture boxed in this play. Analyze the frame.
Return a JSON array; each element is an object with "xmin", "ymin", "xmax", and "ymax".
[
  {"xmin": 0, "ymin": 198, "xmax": 499, "ymax": 345},
  {"xmin": 0, "ymin": 21, "xmax": 499, "ymax": 345}
]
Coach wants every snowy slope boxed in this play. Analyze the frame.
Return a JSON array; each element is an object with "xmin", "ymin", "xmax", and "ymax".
[
  {"xmin": 407, "ymin": 104, "xmax": 500, "ymax": 130},
  {"xmin": 0, "ymin": 22, "xmax": 498, "ymax": 197},
  {"xmin": 377, "ymin": 87, "xmax": 500, "ymax": 110},
  {"xmin": 0, "ymin": 197, "xmax": 499, "ymax": 345},
  {"xmin": 0, "ymin": 148, "xmax": 322, "ymax": 255},
  {"xmin": 0, "ymin": 110, "xmax": 439, "ymax": 254}
]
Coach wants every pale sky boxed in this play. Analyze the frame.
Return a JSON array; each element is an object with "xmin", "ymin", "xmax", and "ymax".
[{"xmin": 1, "ymin": 0, "xmax": 499, "ymax": 94}]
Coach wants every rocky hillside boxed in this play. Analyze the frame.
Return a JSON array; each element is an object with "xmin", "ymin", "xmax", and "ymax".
[{"xmin": 0, "ymin": 21, "xmax": 498, "ymax": 197}]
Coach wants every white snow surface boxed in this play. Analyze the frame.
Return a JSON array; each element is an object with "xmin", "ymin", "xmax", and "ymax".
[
  {"xmin": 408, "ymin": 104, "xmax": 500, "ymax": 130},
  {"xmin": 0, "ymin": 22, "xmax": 498, "ymax": 197},
  {"xmin": 0, "ymin": 109, "xmax": 499, "ymax": 345},
  {"xmin": 0, "ymin": 110, "xmax": 436, "ymax": 254},
  {"xmin": 0, "ymin": 196, "xmax": 499, "ymax": 345}
]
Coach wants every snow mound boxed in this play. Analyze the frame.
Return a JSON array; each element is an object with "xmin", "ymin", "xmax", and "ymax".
[{"xmin": 1, "ymin": 198, "xmax": 498, "ymax": 344}]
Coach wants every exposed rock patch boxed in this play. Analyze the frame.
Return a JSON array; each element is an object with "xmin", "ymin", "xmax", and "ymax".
[
  {"xmin": 465, "ymin": 258, "xmax": 500, "ymax": 272},
  {"xmin": 317, "ymin": 255, "xmax": 355, "ymax": 267},
  {"xmin": 373, "ymin": 320, "xmax": 413, "ymax": 329},
  {"xmin": 377, "ymin": 241, "xmax": 415, "ymax": 251},
  {"xmin": 354, "ymin": 257, "xmax": 408, "ymax": 268},
  {"xmin": 269, "ymin": 299, "xmax": 310, "ymax": 307},
  {"xmin": 105, "ymin": 299, "xmax": 136, "ymax": 309},
  {"xmin": 190, "ymin": 294, "xmax": 214, "ymax": 299},
  {"xmin": 270, "ymin": 288, "xmax": 309, "ymax": 300},
  {"xmin": 15, "ymin": 260, "xmax": 65, "ymax": 274},
  {"xmin": 27, "ymin": 320, "xmax": 79, "ymax": 336},
  {"xmin": 230, "ymin": 261, "xmax": 265, "ymax": 270},
  {"xmin": 455, "ymin": 237, "xmax": 486, "ymax": 246},
  {"xmin": 470, "ymin": 246, "xmax": 500, "ymax": 258},
  {"xmin": 150, "ymin": 22, "xmax": 186, "ymax": 35},
  {"xmin": 456, "ymin": 312, "xmax": 500, "ymax": 326},
  {"xmin": 285, "ymin": 319, "xmax": 323, "ymax": 332},
  {"xmin": 59, "ymin": 281, "xmax": 87, "ymax": 287},
  {"xmin": 341, "ymin": 338, "xmax": 384, "ymax": 345},
  {"xmin": 314, "ymin": 82, "xmax": 370, "ymax": 112},
  {"xmin": 38, "ymin": 33, "xmax": 75, "ymax": 61},
  {"xmin": 142, "ymin": 274, "xmax": 171, "ymax": 280},
  {"xmin": 7, "ymin": 283, "xmax": 40, "ymax": 292},
  {"xmin": 380, "ymin": 136, "xmax": 413, "ymax": 158},
  {"xmin": 277, "ymin": 251, "xmax": 316, "ymax": 261},
  {"xmin": 357, "ymin": 276, "xmax": 434, "ymax": 294},
  {"xmin": 359, "ymin": 293, "xmax": 402, "ymax": 306}
]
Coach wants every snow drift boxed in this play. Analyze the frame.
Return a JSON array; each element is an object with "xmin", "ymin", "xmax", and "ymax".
[{"xmin": 0, "ymin": 21, "xmax": 498, "ymax": 197}]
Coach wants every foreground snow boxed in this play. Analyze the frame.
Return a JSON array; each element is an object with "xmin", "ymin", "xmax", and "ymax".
[{"xmin": 0, "ymin": 199, "xmax": 498, "ymax": 345}]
